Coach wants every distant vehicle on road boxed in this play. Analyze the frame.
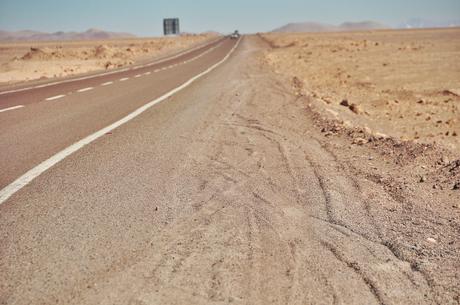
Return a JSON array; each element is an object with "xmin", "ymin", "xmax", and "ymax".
[{"xmin": 230, "ymin": 30, "xmax": 240, "ymax": 39}]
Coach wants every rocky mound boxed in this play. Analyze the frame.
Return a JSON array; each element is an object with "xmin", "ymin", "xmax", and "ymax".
[{"xmin": 21, "ymin": 47, "xmax": 63, "ymax": 60}]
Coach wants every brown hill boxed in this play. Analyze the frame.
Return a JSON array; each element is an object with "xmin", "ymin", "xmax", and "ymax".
[{"xmin": 0, "ymin": 28, "xmax": 136, "ymax": 42}]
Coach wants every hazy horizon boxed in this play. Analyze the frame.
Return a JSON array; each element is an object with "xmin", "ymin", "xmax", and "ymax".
[{"xmin": 1, "ymin": 0, "xmax": 459, "ymax": 36}]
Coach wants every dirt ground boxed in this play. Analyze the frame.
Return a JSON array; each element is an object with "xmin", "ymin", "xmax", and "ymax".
[
  {"xmin": 260, "ymin": 28, "xmax": 460, "ymax": 154},
  {"xmin": 257, "ymin": 30, "xmax": 460, "ymax": 304},
  {"xmin": 0, "ymin": 34, "xmax": 216, "ymax": 84}
]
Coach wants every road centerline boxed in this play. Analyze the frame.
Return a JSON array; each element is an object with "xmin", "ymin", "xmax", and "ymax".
[
  {"xmin": 77, "ymin": 87, "xmax": 94, "ymax": 93},
  {"xmin": 0, "ymin": 105, "xmax": 25, "ymax": 113},
  {"xmin": 45, "ymin": 95, "xmax": 66, "ymax": 101}
]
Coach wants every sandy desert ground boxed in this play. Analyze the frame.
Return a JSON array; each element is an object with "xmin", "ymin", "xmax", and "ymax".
[
  {"xmin": 0, "ymin": 34, "xmax": 216, "ymax": 84},
  {"xmin": 258, "ymin": 30, "xmax": 459, "ymax": 303},
  {"xmin": 260, "ymin": 28, "xmax": 460, "ymax": 154}
]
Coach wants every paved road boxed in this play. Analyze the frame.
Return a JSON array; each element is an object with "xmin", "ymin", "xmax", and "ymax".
[
  {"xmin": 0, "ymin": 37, "xmax": 235, "ymax": 190},
  {"xmin": 0, "ymin": 36, "xmax": 436, "ymax": 304}
]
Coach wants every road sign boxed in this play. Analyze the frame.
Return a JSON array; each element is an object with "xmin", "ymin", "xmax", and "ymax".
[{"xmin": 164, "ymin": 18, "xmax": 180, "ymax": 36}]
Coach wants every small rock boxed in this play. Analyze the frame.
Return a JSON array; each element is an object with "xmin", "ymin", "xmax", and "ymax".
[
  {"xmin": 420, "ymin": 176, "xmax": 427, "ymax": 183},
  {"xmin": 340, "ymin": 99, "xmax": 350, "ymax": 107},
  {"xmin": 441, "ymin": 156, "xmax": 450, "ymax": 165},
  {"xmin": 353, "ymin": 138, "xmax": 367, "ymax": 145},
  {"xmin": 426, "ymin": 237, "xmax": 437, "ymax": 244},
  {"xmin": 104, "ymin": 61, "xmax": 113, "ymax": 69},
  {"xmin": 442, "ymin": 89, "xmax": 460, "ymax": 97},
  {"xmin": 452, "ymin": 203, "xmax": 459, "ymax": 208},
  {"xmin": 374, "ymin": 132, "xmax": 388, "ymax": 139},
  {"xmin": 453, "ymin": 182, "xmax": 460, "ymax": 190},
  {"xmin": 349, "ymin": 103, "xmax": 362, "ymax": 114}
]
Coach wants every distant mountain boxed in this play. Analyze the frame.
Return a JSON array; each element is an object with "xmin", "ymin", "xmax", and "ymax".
[
  {"xmin": 272, "ymin": 21, "xmax": 389, "ymax": 33},
  {"xmin": 399, "ymin": 18, "xmax": 460, "ymax": 29},
  {"xmin": 199, "ymin": 31, "xmax": 221, "ymax": 36},
  {"xmin": 339, "ymin": 21, "xmax": 388, "ymax": 31},
  {"xmin": 0, "ymin": 30, "xmax": 45, "ymax": 40},
  {"xmin": 0, "ymin": 28, "xmax": 136, "ymax": 41},
  {"xmin": 273, "ymin": 22, "xmax": 336, "ymax": 33}
]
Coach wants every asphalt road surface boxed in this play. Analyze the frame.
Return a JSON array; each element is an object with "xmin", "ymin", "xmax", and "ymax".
[
  {"xmin": 0, "ymin": 36, "xmax": 438, "ymax": 304},
  {"xmin": 0, "ymin": 37, "xmax": 232, "ymax": 190}
]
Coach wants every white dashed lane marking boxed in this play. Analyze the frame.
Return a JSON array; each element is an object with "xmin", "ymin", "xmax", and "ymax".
[
  {"xmin": 120, "ymin": 78, "xmax": 129, "ymax": 81},
  {"xmin": 45, "ymin": 95, "xmax": 66, "ymax": 101},
  {"xmin": 77, "ymin": 87, "xmax": 94, "ymax": 93},
  {"xmin": 101, "ymin": 81, "xmax": 113, "ymax": 86},
  {"xmin": 134, "ymin": 74, "xmax": 142, "ymax": 78},
  {"xmin": 0, "ymin": 105, "xmax": 25, "ymax": 113}
]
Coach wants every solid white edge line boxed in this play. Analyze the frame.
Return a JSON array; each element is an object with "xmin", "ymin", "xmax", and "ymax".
[
  {"xmin": 0, "ymin": 37, "xmax": 241, "ymax": 205},
  {"xmin": 0, "ymin": 105, "xmax": 25, "ymax": 113},
  {"xmin": 0, "ymin": 37, "xmax": 225, "ymax": 96},
  {"xmin": 77, "ymin": 87, "xmax": 94, "ymax": 93},
  {"xmin": 45, "ymin": 94, "xmax": 66, "ymax": 101}
]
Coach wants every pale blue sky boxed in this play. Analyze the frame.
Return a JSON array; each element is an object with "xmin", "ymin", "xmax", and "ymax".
[{"xmin": 0, "ymin": 0, "xmax": 459, "ymax": 36}]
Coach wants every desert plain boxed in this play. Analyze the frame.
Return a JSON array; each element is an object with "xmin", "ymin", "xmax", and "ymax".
[
  {"xmin": 258, "ymin": 28, "xmax": 460, "ymax": 303},
  {"xmin": 261, "ymin": 28, "xmax": 460, "ymax": 154},
  {"xmin": 0, "ymin": 33, "xmax": 216, "ymax": 84}
]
